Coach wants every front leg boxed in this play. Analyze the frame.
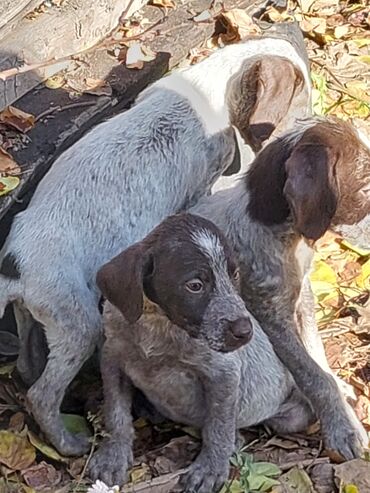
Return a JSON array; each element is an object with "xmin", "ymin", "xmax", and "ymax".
[
  {"xmin": 266, "ymin": 317, "xmax": 368, "ymax": 459},
  {"xmin": 181, "ymin": 360, "xmax": 239, "ymax": 493},
  {"xmin": 89, "ymin": 343, "xmax": 134, "ymax": 487},
  {"xmin": 296, "ymin": 276, "xmax": 356, "ymax": 400}
]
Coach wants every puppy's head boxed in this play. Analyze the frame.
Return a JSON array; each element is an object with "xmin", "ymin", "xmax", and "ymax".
[
  {"xmin": 97, "ymin": 213, "xmax": 254, "ymax": 352},
  {"xmin": 247, "ymin": 117, "xmax": 370, "ymax": 244},
  {"xmin": 227, "ymin": 54, "xmax": 309, "ymax": 152}
]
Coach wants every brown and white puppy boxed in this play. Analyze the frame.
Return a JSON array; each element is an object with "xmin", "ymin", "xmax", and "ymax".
[
  {"xmin": 192, "ymin": 117, "xmax": 370, "ymax": 461},
  {"xmin": 89, "ymin": 213, "xmax": 264, "ymax": 492}
]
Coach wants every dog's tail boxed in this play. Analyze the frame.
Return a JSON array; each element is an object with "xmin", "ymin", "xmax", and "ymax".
[{"xmin": 0, "ymin": 275, "xmax": 22, "ymax": 319}]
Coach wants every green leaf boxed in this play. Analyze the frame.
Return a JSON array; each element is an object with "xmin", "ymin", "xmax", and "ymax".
[
  {"xmin": 0, "ymin": 176, "xmax": 20, "ymax": 196},
  {"xmin": 251, "ymin": 462, "xmax": 281, "ymax": 477},
  {"xmin": 248, "ymin": 474, "xmax": 280, "ymax": 491},
  {"xmin": 61, "ymin": 414, "xmax": 91, "ymax": 437}
]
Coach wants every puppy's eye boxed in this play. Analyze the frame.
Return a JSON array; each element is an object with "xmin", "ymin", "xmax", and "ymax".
[
  {"xmin": 233, "ymin": 269, "xmax": 240, "ymax": 282},
  {"xmin": 185, "ymin": 279, "xmax": 204, "ymax": 293}
]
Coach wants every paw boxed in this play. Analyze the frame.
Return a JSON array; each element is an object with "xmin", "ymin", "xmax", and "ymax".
[
  {"xmin": 57, "ymin": 431, "xmax": 91, "ymax": 456},
  {"xmin": 181, "ymin": 456, "xmax": 229, "ymax": 493},
  {"xmin": 89, "ymin": 441, "xmax": 133, "ymax": 487},
  {"xmin": 323, "ymin": 401, "xmax": 369, "ymax": 460}
]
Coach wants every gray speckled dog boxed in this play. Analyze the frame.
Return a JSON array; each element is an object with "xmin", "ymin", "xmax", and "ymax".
[
  {"xmin": 89, "ymin": 213, "xmax": 313, "ymax": 492},
  {"xmin": 0, "ymin": 37, "xmax": 309, "ymax": 456},
  {"xmin": 192, "ymin": 117, "xmax": 370, "ymax": 462}
]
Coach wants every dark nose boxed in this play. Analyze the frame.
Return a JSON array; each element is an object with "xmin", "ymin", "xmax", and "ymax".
[{"xmin": 223, "ymin": 317, "xmax": 253, "ymax": 351}]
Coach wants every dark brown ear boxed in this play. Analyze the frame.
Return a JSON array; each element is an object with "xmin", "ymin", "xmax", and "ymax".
[
  {"xmin": 229, "ymin": 56, "xmax": 304, "ymax": 152},
  {"xmin": 283, "ymin": 143, "xmax": 338, "ymax": 241},
  {"xmin": 96, "ymin": 243, "xmax": 152, "ymax": 323}
]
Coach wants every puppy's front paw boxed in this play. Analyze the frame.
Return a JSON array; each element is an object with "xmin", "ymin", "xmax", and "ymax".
[
  {"xmin": 323, "ymin": 401, "xmax": 368, "ymax": 460},
  {"xmin": 181, "ymin": 456, "xmax": 229, "ymax": 493},
  {"xmin": 89, "ymin": 440, "xmax": 133, "ymax": 487}
]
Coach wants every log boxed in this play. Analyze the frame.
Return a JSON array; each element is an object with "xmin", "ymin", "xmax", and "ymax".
[
  {"xmin": 0, "ymin": 0, "xmax": 44, "ymax": 41},
  {"xmin": 0, "ymin": 0, "xmax": 147, "ymax": 111}
]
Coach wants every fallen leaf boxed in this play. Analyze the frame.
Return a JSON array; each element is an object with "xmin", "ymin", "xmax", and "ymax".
[
  {"xmin": 125, "ymin": 43, "xmax": 156, "ymax": 69},
  {"xmin": 334, "ymin": 24, "xmax": 350, "ymax": 39},
  {"xmin": 219, "ymin": 9, "xmax": 261, "ymax": 43},
  {"xmin": 28, "ymin": 431, "xmax": 67, "ymax": 463},
  {"xmin": 0, "ymin": 148, "xmax": 21, "ymax": 176},
  {"xmin": 298, "ymin": 0, "xmax": 317, "ymax": 13},
  {"xmin": 334, "ymin": 460, "xmax": 370, "ymax": 492},
  {"xmin": 61, "ymin": 413, "xmax": 91, "ymax": 437},
  {"xmin": 0, "ymin": 361, "xmax": 16, "ymax": 376},
  {"xmin": 149, "ymin": 0, "xmax": 175, "ymax": 9},
  {"xmin": 129, "ymin": 464, "xmax": 151, "ymax": 484},
  {"xmin": 193, "ymin": 10, "xmax": 212, "ymax": 23},
  {"xmin": 83, "ymin": 78, "xmax": 112, "ymax": 97},
  {"xmin": 277, "ymin": 467, "xmax": 316, "ymax": 492},
  {"xmin": 45, "ymin": 74, "xmax": 66, "ymax": 89},
  {"xmin": 8, "ymin": 413, "xmax": 25, "ymax": 433},
  {"xmin": 0, "ymin": 176, "xmax": 20, "ymax": 196},
  {"xmin": 0, "ymin": 431, "xmax": 35, "ymax": 471},
  {"xmin": 0, "ymin": 106, "xmax": 35, "ymax": 133},
  {"xmin": 22, "ymin": 461, "xmax": 61, "ymax": 490}
]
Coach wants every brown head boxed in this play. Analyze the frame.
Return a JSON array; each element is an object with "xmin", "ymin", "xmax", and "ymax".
[
  {"xmin": 246, "ymin": 117, "xmax": 370, "ymax": 242},
  {"xmin": 97, "ymin": 213, "xmax": 254, "ymax": 352},
  {"xmin": 227, "ymin": 54, "xmax": 309, "ymax": 152}
]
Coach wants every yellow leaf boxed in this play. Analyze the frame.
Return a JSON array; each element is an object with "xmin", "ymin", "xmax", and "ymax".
[
  {"xmin": 0, "ymin": 431, "xmax": 35, "ymax": 470},
  {"xmin": 129, "ymin": 464, "xmax": 151, "ymax": 484},
  {"xmin": 310, "ymin": 260, "xmax": 337, "ymax": 284},
  {"xmin": 0, "ymin": 176, "xmax": 20, "ymax": 196},
  {"xmin": 343, "ymin": 485, "xmax": 359, "ymax": 493},
  {"xmin": 28, "ymin": 431, "xmax": 67, "ymax": 463},
  {"xmin": 341, "ymin": 240, "xmax": 370, "ymax": 257},
  {"xmin": 358, "ymin": 55, "xmax": 370, "ymax": 64},
  {"xmin": 45, "ymin": 74, "xmax": 65, "ymax": 89}
]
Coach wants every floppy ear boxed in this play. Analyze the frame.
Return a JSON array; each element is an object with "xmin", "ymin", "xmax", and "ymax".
[
  {"xmin": 96, "ymin": 243, "xmax": 152, "ymax": 323},
  {"xmin": 283, "ymin": 144, "xmax": 338, "ymax": 241},
  {"xmin": 229, "ymin": 56, "xmax": 304, "ymax": 152}
]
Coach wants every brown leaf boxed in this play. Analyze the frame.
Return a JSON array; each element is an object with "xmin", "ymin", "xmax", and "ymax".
[
  {"xmin": 149, "ymin": 0, "xmax": 175, "ymax": 9},
  {"xmin": 354, "ymin": 395, "xmax": 370, "ymax": 426},
  {"xmin": 219, "ymin": 9, "xmax": 261, "ymax": 43},
  {"xmin": 83, "ymin": 78, "xmax": 112, "ymax": 97},
  {"xmin": 0, "ymin": 106, "xmax": 35, "ymax": 133},
  {"xmin": 8, "ymin": 413, "xmax": 25, "ymax": 433},
  {"xmin": 0, "ymin": 431, "xmax": 36, "ymax": 471},
  {"xmin": 0, "ymin": 148, "xmax": 21, "ymax": 176},
  {"xmin": 22, "ymin": 461, "xmax": 61, "ymax": 489},
  {"xmin": 334, "ymin": 459, "xmax": 370, "ymax": 491}
]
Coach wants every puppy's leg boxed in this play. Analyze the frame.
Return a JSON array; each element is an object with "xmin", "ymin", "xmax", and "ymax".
[
  {"xmin": 26, "ymin": 290, "xmax": 102, "ymax": 456},
  {"xmin": 14, "ymin": 303, "xmax": 48, "ymax": 387},
  {"xmin": 89, "ymin": 343, "xmax": 134, "ymax": 487},
  {"xmin": 181, "ymin": 361, "xmax": 239, "ymax": 493},
  {"xmin": 265, "ymin": 387, "xmax": 316, "ymax": 434},
  {"xmin": 296, "ymin": 278, "xmax": 356, "ymax": 400}
]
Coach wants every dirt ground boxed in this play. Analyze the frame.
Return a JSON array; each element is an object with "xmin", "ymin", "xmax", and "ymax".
[{"xmin": 0, "ymin": 0, "xmax": 369, "ymax": 492}]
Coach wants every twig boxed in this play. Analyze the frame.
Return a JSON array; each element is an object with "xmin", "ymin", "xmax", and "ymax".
[
  {"xmin": 72, "ymin": 432, "xmax": 98, "ymax": 493},
  {"xmin": 35, "ymin": 101, "xmax": 97, "ymax": 123},
  {"xmin": 306, "ymin": 439, "xmax": 323, "ymax": 472},
  {"xmin": 279, "ymin": 456, "xmax": 329, "ymax": 471}
]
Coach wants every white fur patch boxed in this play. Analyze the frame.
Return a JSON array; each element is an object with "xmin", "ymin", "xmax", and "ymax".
[{"xmin": 191, "ymin": 229, "xmax": 224, "ymax": 266}]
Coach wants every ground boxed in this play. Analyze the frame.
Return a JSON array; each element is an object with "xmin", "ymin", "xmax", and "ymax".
[{"xmin": 0, "ymin": 0, "xmax": 369, "ymax": 492}]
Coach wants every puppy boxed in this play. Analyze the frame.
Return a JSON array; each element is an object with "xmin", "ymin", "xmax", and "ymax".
[
  {"xmin": 89, "ymin": 213, "xmax": 312, "ymax": 492},
  {"xmin": 0, "ymin": 37, "xmax": 309, "ymax": 455},
  {"xmin": 192, "ymin": 117, "xmax": 370, "ymax": 460}
]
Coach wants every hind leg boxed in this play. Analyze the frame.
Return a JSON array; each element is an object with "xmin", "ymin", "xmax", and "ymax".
[
  {"xmin": 15, "ymin": 303, "xmax": 49, "ymax": 387},
  {"xmin": 26, "ymin": 291, "xmax": 102, "ymax": 456},
  {"xmin": 264, "ymin": 387, "xmax": 317, "ymax": 434}
]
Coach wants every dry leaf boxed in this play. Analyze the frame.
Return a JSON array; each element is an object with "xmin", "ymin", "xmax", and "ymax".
[
  {"xmin": 83, "ymin": 78, "xmax": 112, "ymax": 97},
  {"xmin": 193, "ymin": 10, "xmax": 212, "ymax": 23},
  {"xmin": 125, "ymin": 43, "xmax": 156, "ymax": 69},
  {"xmin": 219, "ymin": 9, "xmax": 261, "ymax": 43},
  {"xmin": 334, "ymin": 460, "xmax": 370, "ymax": 491},
  {"xmin": 28, "ymin": 431, "xmax": 67, "ymax": 463},
  {"xmin": 0, "ymin": 431, "xmax": 35, "ymax": 471},
  {"xmin": 0, "ymin": 106, "xmax": 35, "ymax": 133},
  {"xmin": 0, "ymin": 148, "xmax": 21, "ymax": 176},
  {"xmin": 298, "ymin": 0, "xmax": 317, "ymax": 13},
  {"xmin": 149, "ymin": 0, "xmax": 175, "ymax": 9},
  {"xmin": 22, "ymin": 462, "xmax": 62, "ymax": 490},
  {"xmin": 334, "ymin": 24, "xmax": 350, "ymax": 39}
]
